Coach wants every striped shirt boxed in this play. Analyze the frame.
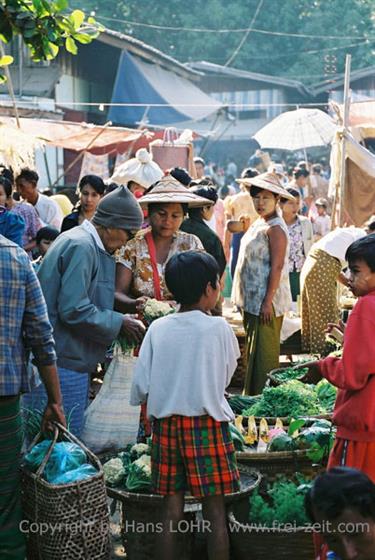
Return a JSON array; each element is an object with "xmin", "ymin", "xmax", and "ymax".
[{"xmin": 0, "ymin": 235, "xmax": 56, "ymax": 395}]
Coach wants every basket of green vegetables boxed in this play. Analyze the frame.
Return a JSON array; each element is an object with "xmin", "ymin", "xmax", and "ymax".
[
  {"xmin": 101, "ymin": 442, "xmax": 261, "ymax": 560},
  {"xmin": 234, "ymin": 416, "xmax": 334, "ymax": 478},
  {"xmin": 228, "ymin": 473, "xmax": 316, "ymax": 560},
  {"xmin": 267, "ymin": 366, "xmax": 308, "ymax": 387}
]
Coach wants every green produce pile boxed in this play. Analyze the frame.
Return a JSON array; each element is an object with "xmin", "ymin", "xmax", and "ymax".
[
  {"xmin": 249, "ymin": 474, "xmax": 312, "ymax": 527},
  {"xmin": 268, "ymin": 419, "xmax": 334, "ymax": 462},
  {"xmin": 103, "ymin": 443, "xmax": 151, "ymax": 492},
  {"xmin": 227, "ymin": 395, "xmax": 260, "ymax": 415},
  {"xmin": 315, "ymin": 379, "xmax": 337, "ymax": 411},
  {"xmin": 242, "ymin": 381, "xmax": 323, "ymax": 418},
  {"xmin": 272, "ymin": 366, "xmax": 308, "ymax": 383}
]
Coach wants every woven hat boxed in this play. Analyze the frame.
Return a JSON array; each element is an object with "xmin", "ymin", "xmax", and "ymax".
[
  {"xmin": 240, "ymin": 171, "xmax": 295, "ymax": 201},
  {"xmin": 110, "ymin": 149, "xmax": 163, "ymax": 189},
  {"xmin": 315, "ymin": 197, "xmax": 328, "ymax": 207},
  {"xmin": 139, "ymin": 176, "xmax": 213, "ymax": 208}
]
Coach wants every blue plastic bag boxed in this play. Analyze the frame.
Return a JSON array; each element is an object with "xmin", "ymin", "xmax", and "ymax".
[
  {"xmin": 51, "ymin": 464, "xmax": 98, "ymax": 485},
  {"xmin": 24, "ymin": 441, "xmax": 88, "ymax": 482}
]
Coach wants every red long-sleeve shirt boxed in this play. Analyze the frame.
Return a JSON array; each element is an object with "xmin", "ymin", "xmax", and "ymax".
[{"xmin": 318, "ymin": 290, "xmax": 375, "ymax": 442}]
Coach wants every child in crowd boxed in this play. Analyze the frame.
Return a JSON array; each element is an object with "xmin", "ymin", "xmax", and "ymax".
[
  {"xmin": 305, "ymin": 467, "xmax": 375, "ymax": 560},
  {"xmin": 297, "ymin": 234, "xmax": 375, "ymax": 558},
  {"xmin": 130, "ymin": 251, "xmax": 240, "ymax": 560},
  {"xmin": 313, "ymin": 198, "xmax": 331, "ymax": 240},
  {"xmin": 32, "ymin": 226, "xmax": 59, "ymax": 270}
]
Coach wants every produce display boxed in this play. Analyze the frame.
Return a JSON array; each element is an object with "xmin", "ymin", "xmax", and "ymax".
[
  {"xmin": 142, "ymin": 299, "xmax": 175, "ymax": 324},
  {"xmin": 103, "ymin": 443, "xmax": 152, "ymax": 492},
  {"xmin": 242, "ymin": 381, "xmax": 323, "ymax": 418},
  {"xmin": 227, "ymin": 394, "xmax": 260, "ymax": 415},
  {"xmin": 249, "ymin": 474, "xmax": 312, "ymax": 526},
  {"xmin": 271, "ymin": 366, "xmax": 308, "ymax": 383},
  {"xmin": 233, "ymin": 415, "xmax": 334, "ymax": 463}
]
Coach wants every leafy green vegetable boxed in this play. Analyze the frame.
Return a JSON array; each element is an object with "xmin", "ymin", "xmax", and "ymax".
[
  {"xmin": 227, "ymin": 395, "xmax": 260, "ymax": 415},
  {"xmin": 273, "ymin": 367, "xmax": 308, "ymax": 383},
  {"xmin": 315, "ymin": 380, "xmax": 337, "ymax": 412},
  {"xmin": 229, "ymin": 423, "xmax": 246, "ymax": 452},
  {"xmin": 242, "ymin": 381, "xmax": 322, "ymax": 418},
  {"xmin": 267, "ymin": 433, "xmax": 296, "ymax": 452},
  {"xmin": 249, "ymin": 475, "xmax": 312, "ymax": 527},
  {"xmin": 125, "ymin": 456, "xmax": 152, "ymax": 492}
]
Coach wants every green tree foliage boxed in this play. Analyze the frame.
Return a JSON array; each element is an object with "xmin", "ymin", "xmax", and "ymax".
[
  {"xmin": 0, "ymin": 0, "xmax": 102, "ymax": 81},
  {"xmin": 71, "ymin": 0, "xmax": 375, "ymax": 83}
]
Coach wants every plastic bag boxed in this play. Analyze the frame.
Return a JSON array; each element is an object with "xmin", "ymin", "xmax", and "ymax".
[
  {"xmin": 24, "ymin": 441, "xmax": 87, "ymax": 482},
  {"xmin": 81, "ymin": 349, "xmax": 141, "ymax": 453},
  {"xmin": 51, "ymin": 464, "xmax": 98, "ymax": 485}
]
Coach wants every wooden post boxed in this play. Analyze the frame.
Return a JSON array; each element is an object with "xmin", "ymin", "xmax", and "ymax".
[{"xmin": 338, "ymin": 54, "xmax": 351, "ymax": 227}]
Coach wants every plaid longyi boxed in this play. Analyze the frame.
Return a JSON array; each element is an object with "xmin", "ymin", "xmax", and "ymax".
[{"xmin": 151, "ymin": 415, "xmax": 240, "ymax": 498}]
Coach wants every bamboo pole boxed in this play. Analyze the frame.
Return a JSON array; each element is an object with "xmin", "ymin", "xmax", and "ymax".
[{"xmin": 338, "ymin": 54, "xmax": 351, "ymax": 227}]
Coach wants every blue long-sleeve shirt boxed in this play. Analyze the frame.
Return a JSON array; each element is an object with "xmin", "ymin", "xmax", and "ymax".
[{"xmin": 0, "ymin": 235, "xmax": 56, "ymax": 396}]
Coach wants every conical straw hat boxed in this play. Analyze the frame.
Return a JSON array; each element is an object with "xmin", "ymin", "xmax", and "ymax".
[
  {"xmin": 139, "ymin": 176, "xmax": 213, "ymax": 208},
  {"xmin": 240, "ymin": 172, "xmax": 295, "ymax": 201}
]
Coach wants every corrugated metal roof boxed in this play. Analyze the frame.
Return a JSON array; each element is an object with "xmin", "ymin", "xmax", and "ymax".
[
  {"xmin": 97, "ymin": 29, "xmax": 202, "ymax": 81},
  {"xmin": 310, "ymin": 65, "xmax": 375, "ymax": 96},
  {"xmin": 186, "ymin": 61, "xmax": 311, "ymax": 95},
  {"xmin": 0, "ymin": 66, "xmax": 61, "ymax": 97}
]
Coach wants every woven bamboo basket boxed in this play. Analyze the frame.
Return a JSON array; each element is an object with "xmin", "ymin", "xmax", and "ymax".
[
  {"xmin": 235, "ymin": 449, "xmax": 325, "ymax": 480},
  {"xmin": 228, "ymin": 508, "xmax": 315, "ymax": 560},
  {"xmin": 21, "ymin": 423, "xmax": 110, "ymax": 560},
  {"xmin": 106, "ymin": 466, "xmax": 261, "ymax": 560}
]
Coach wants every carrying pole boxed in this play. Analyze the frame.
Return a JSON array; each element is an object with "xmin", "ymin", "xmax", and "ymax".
[{"xmin": 338, "ymin": 54, "xmax": 351, "ymax": 227}]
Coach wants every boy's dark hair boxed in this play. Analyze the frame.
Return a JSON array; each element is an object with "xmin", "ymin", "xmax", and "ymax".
[
  {"xmin": 346, "ymin": 233, "xmax": 375, "ymax": 272},
  {"xmin": 280, "ymin": 187, "xmax": 300, "ymax": 204},
  {"xmin": 165, "ymin": 251, "xmax": 219, "ymax": 305},
  {"xmin": 36, "ymin": 226, "xmax": 59, "ymax": 244},
  {"xmin": 305, "ymin": 467, "xmax": 375, "ymax": 522},
  {"xmin": 0, "ymin": 176, "xmax": 13, "ymax": 198},
  {"xmin": 16, "ymin": 168, "xmax": 39, "ymax": 184},
  {"xmin": 194, "ymin": 157, "xmax": 205, "ymax": 166},
  {"xmin": 169, "ymin": 167, "xmax": 192, "ymax": 187},
  {"xmin": 249, "ymin": 185, "xmax": 278, "ymax": 198},
  {"xmin": 78, "ymin": 174, "xmax": 106, "ymax": 195}
]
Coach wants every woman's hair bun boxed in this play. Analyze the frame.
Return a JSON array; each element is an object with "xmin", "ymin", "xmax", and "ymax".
[{"xmin": 136, "ymin": 148, "xmax": 152, "ymax": 164}]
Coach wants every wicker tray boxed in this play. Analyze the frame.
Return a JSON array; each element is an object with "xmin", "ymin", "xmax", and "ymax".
[
  {"xmin": 21, "ymin": 423, "xmax": 110, "ymax": 560},
  {"xmin": 228, "ymin": 509, "xmax": 315, "ymax": 560},
  {"xmin": 235, "ymin": 449, "xmax": 324, "ymax": 480},
  {"xmin": 107, "ymin": 466, "xmax": 261, "ymax": 560}
]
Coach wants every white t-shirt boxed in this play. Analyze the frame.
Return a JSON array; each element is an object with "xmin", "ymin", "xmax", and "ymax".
[
  {"xmin": 313, "ymin": 227, "xmax": 365, "ymax": 263},
  {"xmin": 130, "ymin": 310, "xmax": 240, "ymax": 421},
  {"xmin": 313, "ymin": 214, "xmax": 331, "ymax": 238},
  {"xmin": 35, "ymin": 193, "xmax": 63, "ymax": 229}
]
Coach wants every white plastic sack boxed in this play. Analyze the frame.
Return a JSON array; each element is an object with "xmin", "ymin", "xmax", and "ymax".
[{"xmin": 81, "ymin": 347, "xmax": 140, "ymax": 453}]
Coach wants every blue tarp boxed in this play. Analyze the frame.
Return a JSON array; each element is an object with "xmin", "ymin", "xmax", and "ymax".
[{"xmin": 108, "ymin": 52, "xmax": 221, "ymax": 126}]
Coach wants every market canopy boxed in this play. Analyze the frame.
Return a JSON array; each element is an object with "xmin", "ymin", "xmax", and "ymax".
[
  {"xmin": 108, "ymin": 52, "xmax": 222, "ymax": 126},
  {"xmin": 0, "ymin": 116, "xmax": 145, "ymax": 154}
]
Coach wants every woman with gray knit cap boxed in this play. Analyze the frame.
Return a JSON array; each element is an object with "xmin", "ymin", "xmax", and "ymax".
[{"xmin": 24, "ymin": 186, "xmax": 146, "ymax": 436}]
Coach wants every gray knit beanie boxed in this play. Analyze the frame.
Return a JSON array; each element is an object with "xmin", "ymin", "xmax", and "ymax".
[{"xmin": 92, "ymin": 185, "xmax": 143, "ymax": 230}]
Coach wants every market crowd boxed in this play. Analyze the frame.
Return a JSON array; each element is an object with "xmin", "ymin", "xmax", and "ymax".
[{"xmin": 1, "ymin": 147, "xmax": 375, "ymax": 560}]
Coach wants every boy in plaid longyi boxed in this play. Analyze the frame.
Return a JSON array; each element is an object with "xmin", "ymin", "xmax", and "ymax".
[{"xmin": 130, "ymin": 251, "xmax": 240, "ymax": 560}]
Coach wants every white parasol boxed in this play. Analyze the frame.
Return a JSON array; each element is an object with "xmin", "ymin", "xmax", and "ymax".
[{"xmin": 253, "ymin": 108, "xmax": 336, "ymax": 151}]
